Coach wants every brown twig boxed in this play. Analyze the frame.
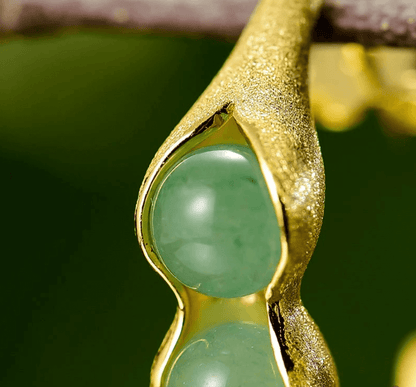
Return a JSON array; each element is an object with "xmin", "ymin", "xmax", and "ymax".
[{"xmin": 0, "ymin": 0, "xmax": 415, "ymax": 46}]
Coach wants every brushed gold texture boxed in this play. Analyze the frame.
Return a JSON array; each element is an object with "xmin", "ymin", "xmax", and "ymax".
[{"xmin": 135, "ymin": 0, "xmax": 339, "ymax": 386}]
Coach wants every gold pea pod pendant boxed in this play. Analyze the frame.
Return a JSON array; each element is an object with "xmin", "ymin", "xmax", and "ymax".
[{"xmin": 135, "ymin": 0, "xmax": 339, "ymax": 385}]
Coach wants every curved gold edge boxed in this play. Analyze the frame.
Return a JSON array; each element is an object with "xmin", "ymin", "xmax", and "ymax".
[
  {"xmin": 268, "ymin": 299, "xmax": 339, "ymax": 387},
  {"xmin": 236, "ymin": 116, "xmax": 338, "ymax": 387},
  {"xmin": 150, "ymin": 308, "xmax": 184, "ymax": 386},
  {"xmin": 135, "ymin": 104, "xmax": 232, "ymax": 311}
]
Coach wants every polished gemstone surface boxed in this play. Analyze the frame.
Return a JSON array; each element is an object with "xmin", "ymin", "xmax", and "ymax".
[
  {"xmin": 166, "ymin": 322, "xmax": 284, "ymax": 387},
  {"xmin": 150, "ymin": 144, "xmax": 281, "ymax": 298}
]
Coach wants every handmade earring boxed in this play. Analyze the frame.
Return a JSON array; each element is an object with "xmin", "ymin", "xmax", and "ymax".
[{"xmin": 135, "ymin": 0, "xmax": 339, "ymax": 386}]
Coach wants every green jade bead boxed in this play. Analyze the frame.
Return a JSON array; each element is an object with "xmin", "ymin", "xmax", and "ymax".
[
  {"xmin": 166, "ymin": 322, "xmax": 285, "ymax": 387},
  {"xmin": 150, "ymin": 144, "xmax": 281, "ymax": 298}
]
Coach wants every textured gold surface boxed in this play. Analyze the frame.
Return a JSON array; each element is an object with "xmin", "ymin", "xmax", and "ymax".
[{"xmin": 136, "ymin": 0, "xmax": 339, "ymax": 385}]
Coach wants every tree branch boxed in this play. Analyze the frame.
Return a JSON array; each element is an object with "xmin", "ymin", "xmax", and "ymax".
[{"xmin": 1, "ymin": 0, "xmax": 415, "ymax": 46}]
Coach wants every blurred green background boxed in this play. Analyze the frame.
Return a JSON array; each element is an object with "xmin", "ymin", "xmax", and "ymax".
[{"xmin": 1, "ymin": 32, "xmax": 415, "ymax": 387}]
